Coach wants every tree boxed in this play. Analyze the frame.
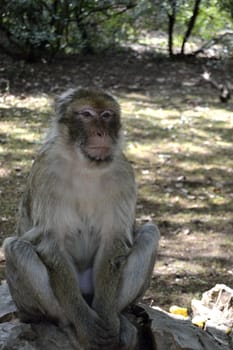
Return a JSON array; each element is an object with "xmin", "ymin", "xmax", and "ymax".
[
  {"xmin": 168, "ymin": 1, "xmax": 177, "ymax": 56},
  {"xmin": 152, "ymin": 0, "xmax": 202, "ymax": 57},
  {"xmin": 180, "ymin": 0, "xmax": 201, "ymax": 55},
  {"xmin": 0, "ymin": 0, "xmax": 136, "ymax": 61},
  {"xmin": 140, "ymin": 0, "xmax": 233, "ymax": 57}
]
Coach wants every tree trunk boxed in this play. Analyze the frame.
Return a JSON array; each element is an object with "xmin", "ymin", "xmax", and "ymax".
[
  {"xmin": 181, "ymin": 0, "xmax": 202, "ymax": 55},
  {"xmin": 167, "ymin": 0, "xmax": 177, "ymax": 57}
]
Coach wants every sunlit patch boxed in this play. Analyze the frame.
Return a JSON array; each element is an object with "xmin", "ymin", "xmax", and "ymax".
[{"xmin": 0, "ymin": 167, "xmax": 11, "ymax": 178}]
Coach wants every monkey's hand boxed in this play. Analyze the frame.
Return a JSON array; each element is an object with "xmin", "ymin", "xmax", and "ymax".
[
  {"xmin": 63, "ymin": 304, "xmax": 121, "ymax": 350},
  {"xmin": 119, "ymin": 315, "xmax": 138, "ymax": 350},
  {"xmin": 90, "ymin": 312, "xmax": 138, "ymax": 350},
  {"xmin": 87, "ymin": 310, "xmax": 121, "ymax": 350}
]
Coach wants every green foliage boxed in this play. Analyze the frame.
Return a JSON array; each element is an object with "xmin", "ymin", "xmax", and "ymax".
[
  {"xmin": 132, "ymin": 0, "xmax": 233, "ymax": 56},
  {"xmin": 0, "ymin": 0, "xmax": 55, "ymax": 59},
  {"xmin": 0, "ymin": 0, "xmax": 136, "ymax": 61},
  {"xmin": 188, "ymin": 0, "xmax": 233, "ymax": 39},
  {"xmin": 219, "ymin": 0, "xmax": 233, "ymax": 19},
  {"xmin": 0, "ymin": 0, "xmax": 233, "ymax": 60}
]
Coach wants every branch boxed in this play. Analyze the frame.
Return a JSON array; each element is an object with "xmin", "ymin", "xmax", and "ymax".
[
  {"xmin": 80, "ymin": 2, "xmax": 136, "ymax": 21},
  {"xmin": 194, "ymin": 31, "xmax": 233, "ymax": 56}
]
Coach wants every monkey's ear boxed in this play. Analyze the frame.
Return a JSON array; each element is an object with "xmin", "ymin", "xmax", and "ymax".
[{"xmin": 54, "ymin": 88, "xmax": 77, "ymax": 119}]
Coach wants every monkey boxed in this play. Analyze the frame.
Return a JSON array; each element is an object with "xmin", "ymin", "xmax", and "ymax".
[{"xmin": 3, "ymin": 88, "xmax": 160, "ymax": 350}]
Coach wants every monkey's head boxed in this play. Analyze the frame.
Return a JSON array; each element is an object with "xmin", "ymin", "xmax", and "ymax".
[{"xmin": 55, "ymin": 88, "xmax": 122, "ymax": 163}]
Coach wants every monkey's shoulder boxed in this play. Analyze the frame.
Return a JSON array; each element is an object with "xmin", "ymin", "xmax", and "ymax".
[{"xmin": 112, "ymin": 153, "xmax": 135, "ymax": 181}]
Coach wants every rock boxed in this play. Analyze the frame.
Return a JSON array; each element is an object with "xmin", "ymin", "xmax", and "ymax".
[
  {"xmin": 0, "ymin": 322, "xmax": 74, "ymax": 350},
  {"xmin": 0, "ymin": 282, "xmax": 17, "ymax": 322},
  {"xmin": 144, "ymin": 305, "xmax": 228, "ymax": 350},
  {"xmin": 0, "ymin": 282, "xmax": 233, "ymax": 349}
]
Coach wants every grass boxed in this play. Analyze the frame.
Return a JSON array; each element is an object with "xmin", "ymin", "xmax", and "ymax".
[{"xmin": 0, "ymin": 52, "xmax": 233, "ymax": 310}]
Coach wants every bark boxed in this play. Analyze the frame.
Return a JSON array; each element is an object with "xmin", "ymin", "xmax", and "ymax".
[
  {"xmin": 181, "ymin": 0, "xmax": 202, "ymax": 55},
  {"xmin": 167, "ymin": 0, "xmax": 177, "ymax": 57}
]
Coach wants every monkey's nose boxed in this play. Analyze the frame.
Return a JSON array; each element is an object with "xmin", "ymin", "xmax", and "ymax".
[{"xmin": 96, "ymin": 131, "xmax": 105, "ymax": 137}]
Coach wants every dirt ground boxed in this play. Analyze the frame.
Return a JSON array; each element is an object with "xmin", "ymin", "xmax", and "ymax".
[{"xmin": 0, "ymin": 48, "xmax": 233, "ymax": 311}]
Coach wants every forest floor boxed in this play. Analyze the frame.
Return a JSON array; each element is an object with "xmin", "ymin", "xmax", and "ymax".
[{"xmin": 0, "ymin": 48, "xmax": 233, "ymax": 311}]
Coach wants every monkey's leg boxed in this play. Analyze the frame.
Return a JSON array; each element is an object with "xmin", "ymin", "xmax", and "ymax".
[
  {"xmin": 3, "ymin": 236, "xmax": 62, "ymax": 322},
  {"xmin": 118, "ymin": 222, "xmax": 160, "ymax": 311},
  {"xmin": 4, "ymin": 235, "xmax": 117, "ymax": 350},
  {"xmin": 37, "ymin": 237, "xmax": 122, "ymax": 350}
]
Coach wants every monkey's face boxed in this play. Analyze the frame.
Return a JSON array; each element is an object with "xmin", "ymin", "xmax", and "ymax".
[
  {"xmin": 73, "ymin": 105, "xmax": 120, "ymax": 162},
  {"xmin": 57, "ymin": 89, "xmax": 121, "ymax": 163}
]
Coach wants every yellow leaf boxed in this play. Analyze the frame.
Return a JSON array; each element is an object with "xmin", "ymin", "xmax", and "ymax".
[
  {"xmin": 169, "ymin": 305, "xmax": 189, "ymax": 317},
  {"xmin": 192, "ymin": 316, "xmax": 206, "ymax": 329}
]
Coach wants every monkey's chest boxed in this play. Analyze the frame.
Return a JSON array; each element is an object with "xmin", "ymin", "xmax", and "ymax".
[
  {"xmin": 65, "ymin": 224, "xmax": 100, "ymax": 270},
  {"xmin": 58, "ymin": 169, "xmax": 122, "ymax": 270},
  {"xmin": 65, "ymin": 226, "xmax": 100, "ymax": 297}
]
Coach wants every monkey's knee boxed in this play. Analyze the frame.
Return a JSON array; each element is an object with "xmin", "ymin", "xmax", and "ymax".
[
  {"xmin": 136, "ymin": 222, "xmax": 160, "ymax": 257},
  {"xmin": 3, "ymin": 236, "xmax": 38, "ymax": 271},
  {"xmin": 139, "ymin": 222, "xmax": 160, "ymax": 242},
  {"xmin": 3, "ymin": 236, "xmax": 26, "ymax": 267},
  {"xmin": 3, "ymin": 236, "xmax": 20, "ymax": 255}
]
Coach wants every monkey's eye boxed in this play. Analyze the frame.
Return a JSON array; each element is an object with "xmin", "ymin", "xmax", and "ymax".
[
  {"xmin": 101, "ymin": 110, "xmax": 113, "ymax": 120},
  {"xmin": 79, "ymin": 109, "xmax": 95, "ymax": 119},
  {"xmin": 82, "ymin": 111, "xmax": 92, "ymax": 118}
]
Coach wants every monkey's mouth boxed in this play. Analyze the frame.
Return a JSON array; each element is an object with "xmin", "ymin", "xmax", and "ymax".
[{"xmin": 83, "ymin": 146, "xmax": 112, "ymax": 162}]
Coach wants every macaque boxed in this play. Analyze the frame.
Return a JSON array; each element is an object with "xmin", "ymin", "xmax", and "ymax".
[{"xmin": 3, "ymin": 88, "xmax": 160, "ymax": 350}]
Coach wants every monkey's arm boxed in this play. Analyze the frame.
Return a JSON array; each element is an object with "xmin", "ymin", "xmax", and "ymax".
[
  {"xmin": 92, "ymin": 237, "xmax": 132, "ymax": 318},
  {"xmin": 92, "ymin": 158, "xmax": 136, "ymax": 317},
  {"xmin": 92, "ymin": 236, "xmax": 139, "ymax": 349}
]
